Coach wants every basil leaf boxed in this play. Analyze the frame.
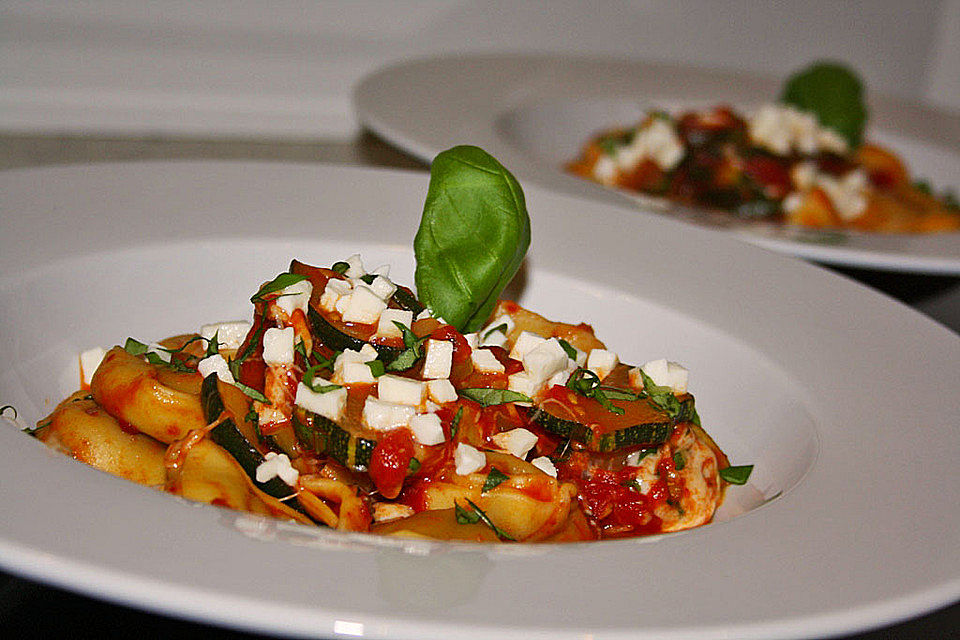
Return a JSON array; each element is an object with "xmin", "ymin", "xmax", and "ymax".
[
  {"xmin": 458, "ymin": 388, "xmax": 532, "ymax": 407},
  {"xmin": 483, "ymin": 323, "xmax": 509, "ymax": 341},
  {"xmin": 449, "ymin": 405, "xmax": 463, "ymax": 438},
  {"xmin": 408, "ymin": 458, "xmax": 421, "ymax": 473},
  {"xmin": 781, "ymin": 62, "xmax": 866, "ymax": 148},
  {"xmin": 482, "ymin": 468, "xmax": 509, "ymax": 493},
  {"xmin": 565, "ymin": 369, "xmax": 625, "ymax": 415},
  {"xmin": 414, "ymin": 146, "xmax": 531, "ymax": 333},
  {"xmin": 672, "ymin": 451, "xmax": 686, "ymax": 470},
  {"xmin": 231, "ymin": 380, "xmax": 271, "ymax": 404},
  {"xmin": 331, "ymin": 261, "xmax": 349, "ymax": 274},
  {"xmin": 123, "ymin": 337, "xmax": 149, "ymax": 356},
  {"xmin": 365, "ymin": 360, "xmax": 386, "ymax": 378},
  {"xmin": 558, "ymin": 339, "xmax": 580, "ymax": 361},
  {"xmin": 386, "ymin": 344, "xmax": 424, "ymax": 372},
  {"xmin": 205, "ymin": 331, "xmax": 220, "ymax": 357},
  {"xmin": 250, "ymin": 272, "xmax": 307, "ymax": 303},
  {"xmin": 637, "ymin": 369, "xmax": 682, "ymax": 418},
  {"xmin": 600, "ymin": 387, "xmax": 643, "ymax": 401},
  {"xmin": 454, "ymin": 501, "xmax": 481, "ymax": 525},
  {"xmin": 719, "ymin": 464, "xmax": 754, "ymax": 485},
  {"xmin": 464, "ymin": 498, "xmax": 514, "ymax": 541},
  {"xmin": 302, "ymin": 365, "xmax": 342, "ymax": 393}
]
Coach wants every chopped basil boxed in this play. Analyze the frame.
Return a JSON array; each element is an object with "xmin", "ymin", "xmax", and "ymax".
[
  {"xmin": 408, "ymin": 458, "xmax": 422, "ymax": 473},
  {"xmin": 123, "ymin": 337, "xmax": 149, "ymax": 356},
  {"xmin": 719, "ymin": 464, "xmax": 754, "ymax": 485},
  {"xmin": 234, "ymin": 323, "xmax": 264, "ymax": 367},
  {"xmin": 205, "ymin": 331, "xmax": 220, "ymax": 357},
  {"xmin": 672, "ymin": 451, "xmax": 686, "ymax": 470},
  {"xmin": 302, "ymin": 365, "xmax": 342, "ymax": 393},
  {"xmin": 551, "ymin": 437, "xmax": 573, "ymax": 463},
  {"xmin": 250, "ymin": 272, "xmax": 307, "ymax": 303},
  {"xmin": 455, "ymin": 499, "xmax": 515, "ymax": 541},
  {"xmin": 458, "ymin": 388, "xmax": 532, "ymax": 407},
  {"xmin": 331, "ymin": 261, "xmax": 349, "ymax": 274},
  {"xmin": 482, "ymin": 468, "xmax": 509, "ymax": 493},
  {"xmin": 232, "ymin": 380, "xmax": 271, "ymax": 404},
  {"xmin": 483, "ymin": 323, "xmax": 509, "ymax": 341},
  {"xmin": 565, "ymin": 368, "xmax": 630, "ymax": 415},
  {"xmin": 449, "ymin": 405, "xmax": 463, "ymax": 438},
  {"xmin": 636, "ymin": 369, "xmax": 682, "ymax": 418},
  {"xmin": 124, "ymin": 337, "xmax": 191, "ymax": 372},
  {"xmin": 365, "ymin": 359, "xmax": 386, "ymax": 378},
  {"xmin": 600, "ymin": 387, "xmax": 643, "ymax": 401},
  {"xmin": 557, "ymin": 338, "xmax": 577, "ymax": 360},
  {"xmin": 386, "ymin": 321, "xmax": 428, "ymax": 372}
]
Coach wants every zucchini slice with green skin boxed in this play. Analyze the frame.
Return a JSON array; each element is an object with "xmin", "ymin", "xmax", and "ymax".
[
  {"xmin": 307, "ymin": 307, "xmax": 403, "ymax": 362},
  {"xmin": 529, "ymin": 407, "xmax": 670, "ymax": 452},
  {"xmin": 200, "ymin": 374, "xmax": 297, "ymax": 502},
  {"xmin": 293, "ymin": 408, "xmax": 378, "ymax": 472}
]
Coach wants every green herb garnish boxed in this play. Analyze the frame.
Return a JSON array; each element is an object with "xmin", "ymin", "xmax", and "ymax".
[
  {"xmin": 365, "ymin": 360, "xmax": 386, "ymax": 378},
  {"xmin": 454, "ymin": 499, "xmax": 514, "ymax": 541},
  {"xmin": 781, "ymin": 61, "xmax": 867, "ymax": 148},
  {"xmin": 565, "ymin": 368, "xmax": 640, "ymax": 416},
  {"xmin": 408, "ymin": 458, "xmax": 422, "ymax": 473},
  {"xmin": 449, "ymin": 405, "xmax": 463, "ymax": 438},
  {"xmin": 414, "ymin": 146, "xmax": 530, "ymax": 333},
  {"xmin": 302, "ymin": 365, "xmax": 342, "ymax": 393},
  {"xmin": 557, "ymin": 339, "xmax": 578, "ymax": 361},
  {"xmin": 672, "ymin": 451, "xmax": 686, "ymax": 470},
  {"xmin": 386, "ymin": 321, "xmax": 428, "ymax": 372},
  {"xmin": 458, "ymin": 388, "xmax": 533, "ymax": 407},
  {"xmin": 482, "ymin": 468, "xmax": 509, "ymax": 493},
  {"xmin": 719, "ymin": 464, "xmax": 754, "ymax": 485},
  {"xmin": 636, "ymin": 369, "xmax": 682, "ymax": 418},
  {"xmin": 250, "ymin": 272, "xmax": 307, "ymax": 304}
]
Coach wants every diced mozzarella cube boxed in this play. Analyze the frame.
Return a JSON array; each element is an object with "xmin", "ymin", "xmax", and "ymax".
[
  {"xmin": 376, "ymin": 308, "xmax": 413, "ymax": 339},
  {"xmin": 362, "ymin": 397, "xmax": 416, "ymax": 431},
  {"xmin": 377, "ymin": 374, "xmax": 424, "ymax": 406},
  {"xmin": 79, "ymin": 347, "xmax": 107, "ymax": 384},
  {"xmin": 507, "ymin": 371, "xmax": 541, "ymax": 402},
  {"xmin": 509, "ymin": 331, "xmax": 546, "ymax": 361},
  {"xmin": 523, "ymin": 338, "xmax": 569, "ymax": 383},
  {"xmin": 274, "ymin": 279, "xmax": 313, "ymax": 317},
  {"xmin": 479, "ymin": 329, "xmax": 508, "ymax": 348},
  {"xmin": 593, "ymin": 154, "xmax": 618, "ymax": 184},
  {"xmin": 326, "ymin": 277, "xmax": 354, "ymax": 296},
  {"xmin": 255, "ymin": 452, "xmax": 299, "ymax": 486},
  {"xmin": 482, "ymin": 314, "xmax": 515, "ymax": 337},
  {"xmin": 471, "ymin": 348, "xmax": 505, "ymax": 374},
  {"xmin": 462, "ymin": 332, "xmax": 479, "ymax": 350},
  {"xmin": 340, "ymin": 285, "xmax": 388, "ymax": 324},
  {"xmin": 340, "ymin": 361, "xmax": 376, "ymax": 385},
  {"xmin": 416, "ymin": 308, "xmax": 433, "ymax": 321},
  {"xmin": 422, "ymin": 339, "xmax": 453, "ymax": 379},
  {"xmin": 368, "ymin": 275, "xmax": 397, "ymax": 301},
  {"xmin": 545, "ymin": 363, "xmax": 576, "ymax": 389},
  {"xmin": 294, "ymin": 381, "xmax": 347, "ymax": 422},
  {"xmin": 200, "ymin": 321, "xmax": 251, "ymax": 352},
  {"xmin": 491, "ymin": 428, "xmax": 538, "ymax": 460},
  {"xmin": 262, "ymin": 327, "xmax": 295, "ymax": 365},
  {"xmin": 587, "ymin": 348, "xmax": 619, "ymax": 380},
  {"xmin": 639, "ymin": 358, "xmax": 689, "ymax": 394},
  {"xmin": 426, "ymin": 379, "xmax": 458, "ymax": 404},
  {"xmin": 408, "ymin": 412, "xmax": 445, "ymax": 446},
  {"xmin": 343, "ymin": 254, "xmax": 366, "ymax": 278},
  {"xmin": 454, "ymin": 443, "xmax": 486, "ymax": 475},
  {"xmin": 531, "ymin": 456, "xmax": 558, "ymax": 478},
  {"xmin": 197, "ymin": 354, "xmax": 236, "ymax": 384}
]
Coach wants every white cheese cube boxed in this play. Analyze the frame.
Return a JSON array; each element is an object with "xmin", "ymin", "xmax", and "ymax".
[
  {"xmin": 479, "ymin": 329, "xmax": 508, "ymax": 348},
  {"xmin": 147, "ymin": 343, "xmax": 172, "ymax": 363},
  {"xmin": 491, "ymin": 428, "xmax": 538, "ymax": 460},
  {"xmin": 408, "ymin": 412, "xmax": 445, "ymax": 446},
  {"xmin": 531, "ymin": 456, "xmax": 558, "ymax": 478},
  {"xmin": 340, "ymin": 285, "xmax": 388, "ymax": 324},
  {"xmin": 262, "ymin": 327, "xmax": 295, "ymax": 366},
  {"xmin": 471, "ymin": 348, "xmax": 505, "ymax": 374},
  {"xmin": 509, "ymin": 331, "xmax": 546, "ymax": 361},
  {"xmin": 462, "ymin": 332, "xmax": 479, "ymax": 350},
  {"xmin": 340, "ymin": 361, "xmax": 377, "ymax": 385},
  {"xmin": 422, "ymin": 339, "xmax": 453, "ymax": 379},
  {"xmin": 545, "ymin": 363, "xmax": 576, "ymax": 389},
  {"xmin": 481, "ymin": 314, "xmax": 515, "ymax": 339},
  {"xmin": 372, "ymin": 502, "xmax": 414, "ymax": 523},
  {"xmin": 416, "ymin": 308, "xmax": 433, "ymax": 321},
  {"xmin": 343, "ymin": 254, "xmax": 366, "ymax": 278},
  {"xmin": 362, "ymin": 397, "xmax": 416, "ymax": 431},
  {"xmin": 426, "ymin": 379, "xmax": 458, "ymax": 404},
  {"xmin": 274, "ymin": 279, "xmax": 313, "ymax": 317},
  {"xmin": 255, "ymin": 452, "xmax": 299, "ymax": 486},
  {"xmin": 79, "ymin": 347, "xmax": 107, "ymax": 384},
  {"xmin": 377, "ymin": 374, "xmax": 425, "ymax": 406},
  {"xmin": 326, "ymin": 277, "xmax": 354, "ymax": 296},
  {"xmin": 454, "ymin": 443, "xmax": 486, "ymax": 475},
  {"xmin": 522, "ymin": 338, "xmax": 569, "ymax": 383},
  {"xmin": 368, "ymin": 275, "xmax": 397, "ymax": 301},
  {"xmin": 639, "ymin": 358, "xmax": 689, "ymax": 394},
  {"xmin": 376, "ymin": 308, "xmax": 414, "ymax": 339},
  {"xmin": 197, "ymin": 354, "xmax": 236, "ymax": 384},
  {"xmin": 200, "ymin": 321, "xmax": 251, "ymax": 352},
  {"xmin": 507, "ymin": 371, "xmax": 541, "ymax": 402},
  {"xmin": 587, "ymin": 348, "xmax": 619, "ymax": 381},
  {"xmin": 294, "ymin": 381, "xmax": 347, "ymax": 422}
]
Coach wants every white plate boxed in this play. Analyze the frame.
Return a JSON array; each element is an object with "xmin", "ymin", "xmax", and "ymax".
[
  {"xmin": 1, "ymin": 161, "xmax": 958, "ymax": 639},
  {"xmin": 355, "ymin": 54, "xmax": 960, "ymax": 275}
]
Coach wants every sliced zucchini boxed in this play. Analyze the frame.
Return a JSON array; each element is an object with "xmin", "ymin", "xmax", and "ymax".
[
  {"xmin": 307, "ymin": 307, "xmax": 402, "ymax": 362},
  {"xmin": 529, "ymin": 407, "xmax": 672, "ymax": 452},
  {"xmin": 200, "ymin": 373, "xmax": 297, "ymax": 502},
  {"xmin": 293, "ymin": 408, "xmax": 378, "ymax": 472}
]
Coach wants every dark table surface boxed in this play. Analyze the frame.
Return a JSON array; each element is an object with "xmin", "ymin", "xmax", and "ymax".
[{"xmin": 1, "ymin": 131, "xmax": 957, "ymax": 639}]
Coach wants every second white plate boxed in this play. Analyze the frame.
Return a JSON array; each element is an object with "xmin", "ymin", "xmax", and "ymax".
[{"xmin": 355, "ymin": 54, "xmax": 960, "ymax": 274}]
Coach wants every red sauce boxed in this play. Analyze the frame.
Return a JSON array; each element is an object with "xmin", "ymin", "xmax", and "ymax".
[
  {"xmin": 578, "ymin": 468, "xmax": 665, "ymax": 537},
  {"xmin": 368, "ymin": 427, "xmax": 415, "ymax": 499}
]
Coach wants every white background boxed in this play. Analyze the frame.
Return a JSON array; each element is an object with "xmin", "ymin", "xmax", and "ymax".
[{"xmin": 1, "ymin": 0, "xmax": 958, "ymax": 139}]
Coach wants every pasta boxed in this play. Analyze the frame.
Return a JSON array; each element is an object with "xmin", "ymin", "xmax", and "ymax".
[{"xmin": 33, "ymin": 256, "xmax": 749, "ymax": 542}]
